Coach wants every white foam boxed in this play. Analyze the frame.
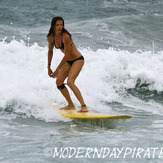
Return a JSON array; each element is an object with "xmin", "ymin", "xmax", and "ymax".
[{"xmin": 0, "ymin": 40, "xmax": 163, "ymax": 121}]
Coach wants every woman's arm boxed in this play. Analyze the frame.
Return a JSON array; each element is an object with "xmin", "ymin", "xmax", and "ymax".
[
  {"xmin": 47, "ymin": 36, "xmax": 54, "ymax": 76},
  {"xmin": 56, "ymin": 34, "xmax": 71, "ymax": 70},
  {"xmin": 51, "ymin": 34, "xmax": 71, "ymax": 78}
]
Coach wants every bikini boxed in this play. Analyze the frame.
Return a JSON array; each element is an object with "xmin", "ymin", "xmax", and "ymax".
[
  {"xmin": 54, "ymin": 36, "xmax": 84, "ymax": 66},
  {"xmin": 54, "ymin": 36, "xmax": 65, "ymax": 50},
  {"xmin": 67, "ymin": 55, "xmax": 84, "ymax": 66}
]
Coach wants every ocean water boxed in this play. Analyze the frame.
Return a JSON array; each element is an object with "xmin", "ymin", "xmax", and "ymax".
[{"xmin": 0, "ymin": 0, "xmax": 163, "ymax": 162}]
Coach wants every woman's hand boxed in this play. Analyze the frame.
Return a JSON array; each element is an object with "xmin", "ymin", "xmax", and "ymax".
[
  {"xmin": 48, "ymin": 67, "xmax": 53, "ymax": 77},
  {"xmin": 50, "ymin": 69, "xmax": 59, "ymax": 78}
]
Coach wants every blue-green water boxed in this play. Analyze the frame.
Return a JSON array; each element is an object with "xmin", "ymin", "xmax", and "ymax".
[{"xmin": 0, "ymin": 0, "xmax": 163, "ymax": 162}]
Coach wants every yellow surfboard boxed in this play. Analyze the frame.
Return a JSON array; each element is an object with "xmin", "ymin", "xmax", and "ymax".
[{"xmin": 58, "ymin": 109, "xmax": 132, "ymax": 119}]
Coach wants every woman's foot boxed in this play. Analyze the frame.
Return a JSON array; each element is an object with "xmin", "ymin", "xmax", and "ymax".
[
  {"xmin": 59, "ymin": 105, "xmax": 75, "ymax": 110},
  {"xmin": 78, "ymin": 104, "xmax": 88, "ymax": 112}
]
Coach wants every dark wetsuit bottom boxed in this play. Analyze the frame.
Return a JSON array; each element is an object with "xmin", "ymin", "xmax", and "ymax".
[{"xmin": 67, "ymin": 55, "xmax": 84, "ymax": 66}]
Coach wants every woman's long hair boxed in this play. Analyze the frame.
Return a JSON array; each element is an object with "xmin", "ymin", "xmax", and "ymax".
[{"xmin": 47, "ymin": 16, "xmax": 71, "ymax": 38}]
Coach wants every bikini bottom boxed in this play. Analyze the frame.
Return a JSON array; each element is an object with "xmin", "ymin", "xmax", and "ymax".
[{"xmin": 67, "ymin": 55, "xmax": 84, "ymax": 66}]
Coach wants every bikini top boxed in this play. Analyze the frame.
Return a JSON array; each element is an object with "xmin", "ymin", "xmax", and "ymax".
[
  {"xmin": 53, "ymin": 35, "xmax": 73, "ymax": 50},
  {"xmin": 54, "ymin": 37, "xmax": 64, "ymax": 50}
]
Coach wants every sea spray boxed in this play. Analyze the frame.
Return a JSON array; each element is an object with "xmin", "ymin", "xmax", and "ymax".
[{"xmin": 0, "ymin": 40, "xmax": 163, "ymax": 121}]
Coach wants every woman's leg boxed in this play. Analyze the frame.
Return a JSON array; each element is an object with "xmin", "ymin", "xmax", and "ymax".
[
  {"xmin": 67, "ymin": 60, "xmax": 88, "ymax": 112},
  {"xmin": 56, "ymin": 62, "xmax": 75, "ymax": 110}
]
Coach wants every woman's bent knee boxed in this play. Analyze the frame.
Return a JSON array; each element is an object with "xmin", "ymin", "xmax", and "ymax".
[
  {"xmin": 56, "ymin": 78, "xmax": 66, "ymax": 90},
  {"xmin": 67, "ymin": 79, "xmax": 74, "ymax": 88},
  {"xmin": 57, "ymin": 84, "xmax": 66, "ymax": 90},
  {"xmin": 56, "ymin": 78, "xmax": 64, "ymax": 86}
]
